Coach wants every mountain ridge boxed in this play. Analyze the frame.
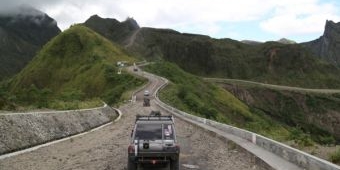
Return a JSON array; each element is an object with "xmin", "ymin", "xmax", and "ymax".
[
  {"xmin": 83, "ymin": 15, "xmax": 340, "ymax": 88},
  {"xmin": 0, "ymin": 6, "xmax": 60, "ymax": 80}
]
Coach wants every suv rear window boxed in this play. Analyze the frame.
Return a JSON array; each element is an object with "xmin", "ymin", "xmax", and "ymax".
[
  {"xmin": 135, "ymin": 124, "xmax": 175, "ymax": 140},
  {"xmin": 135, "ymin": 124, "xmax": 162, "ymax": 140}
]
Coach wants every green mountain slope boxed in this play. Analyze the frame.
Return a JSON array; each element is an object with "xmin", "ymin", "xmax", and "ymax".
[
  {"xmin": 0, "ymin": 6, "xmax": 61, "ymax": 81},
  {"xmin": 2, "ymin": 25, "xmax": 145, "ymax": 110},
  {"xmin": 84, "ymin": 16, "xmax": 340, "ymax": 88}
]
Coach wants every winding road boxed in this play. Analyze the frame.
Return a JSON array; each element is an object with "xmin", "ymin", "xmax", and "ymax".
[{"xmin": 0, "ymin": 67, "xmax": 260, "ymax": 170}]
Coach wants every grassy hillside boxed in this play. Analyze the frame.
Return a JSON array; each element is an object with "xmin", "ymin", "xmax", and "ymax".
[
  {"xmin": 1, "ymin": 25, "xmax": 145, "ymax": 110},
  {"xmin": 219, "ymin": 83, "xmax": 340, "ymax": 144},
  {"xmin": 144, "ymin": 62, "xmax": 290, "ymax": 140}
]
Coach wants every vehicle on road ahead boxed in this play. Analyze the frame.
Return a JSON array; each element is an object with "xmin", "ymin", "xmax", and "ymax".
[
  {"xmin": 128, "ymin": 113, "xmax": 180, "ymax": 170},
  {"xmin": 143, "ymin": 98, "xmax": 150, "ymax": 107},
  {"xmin": 144, "ymin": 90, "xmax": 150, "ymax": 96}
]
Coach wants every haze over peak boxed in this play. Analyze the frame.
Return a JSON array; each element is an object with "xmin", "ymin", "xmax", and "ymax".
[{"xmin": 0, "ymin": 5, "xmax": 44, "ymax": 16}]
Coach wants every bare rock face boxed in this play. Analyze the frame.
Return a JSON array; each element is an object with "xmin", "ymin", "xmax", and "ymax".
[{"xmin": 303, "ymin": 20, "xmax": 340, "ymax": 66}]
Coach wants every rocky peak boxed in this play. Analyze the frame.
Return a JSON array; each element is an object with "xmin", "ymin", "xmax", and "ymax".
[
  {"xmin": 86, "ymin": 15, "xmax": 119, "ymax": 25},
  {"xmin": 323, "ymin": 20, "xmax": 340, "ymax": 38},
  {"xmin": 123, "ymin": 17, "xmax": 140, "ymax": 30},
  {"xmin": 277, "ymin": 38, "xmax": 296, "ymax": 44},
  {"xmin": 303, "ymin": 20, "xmax": 340, "ymax": 66},
  {"xmin": 84, "ymin": 15, "xmax": 140, "ymax": 44}
]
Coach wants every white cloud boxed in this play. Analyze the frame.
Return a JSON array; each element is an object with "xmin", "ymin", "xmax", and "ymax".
[
  {"xmin": 114, "ymin": 0, "xmax": 274, "ymax": 27},
  {"xmin": 34, "ymin": 0, "xmax": 276, "ymax": 30},
  {"xmin": 1, "ymin": 0, "xmax": 339, "ymax": 41},
  {"xmin": 260, "ymin": 0, "xmax": 340, "ymax": 36}
]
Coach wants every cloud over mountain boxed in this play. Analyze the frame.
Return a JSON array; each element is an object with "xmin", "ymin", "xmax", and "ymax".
[{"xmin": 0, "ymin": 0, "xmax": 339, "ymax": 42}]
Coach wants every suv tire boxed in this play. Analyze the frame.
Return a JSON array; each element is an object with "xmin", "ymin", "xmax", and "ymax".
[
  {"xmin": 170, "ymin": 158, "xmax": 180, "ymax": 170},
  {"xmin": 127, "ymin": 158, "xmax": 137, "ymax": 170}
]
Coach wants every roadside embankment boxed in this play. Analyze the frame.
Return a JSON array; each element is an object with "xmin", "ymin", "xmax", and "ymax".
[{"xmin": 0, "ymin": 105, "xmax": 117, "ymax": 155}]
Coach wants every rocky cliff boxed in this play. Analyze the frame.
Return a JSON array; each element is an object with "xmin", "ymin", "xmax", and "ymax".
[{"xmin": 303, "ymin": 20, "xmax": 340, "ymax": 66}]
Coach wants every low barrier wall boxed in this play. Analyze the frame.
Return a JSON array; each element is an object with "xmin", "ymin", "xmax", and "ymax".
[
  {"xmin": 0, "ymin": 105, "xmax": 117, "ymax": 155},
  {"xmin": 153, "ymin": 74, "xmax": 340, "ymax": 170}
]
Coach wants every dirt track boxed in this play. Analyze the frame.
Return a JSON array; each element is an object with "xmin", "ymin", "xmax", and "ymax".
[{"xmin": 0, "ymin": 70, "xmax": 261, "ymax": 170}]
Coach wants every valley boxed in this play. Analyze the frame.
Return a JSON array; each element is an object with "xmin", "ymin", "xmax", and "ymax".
[{"xmin": 1, "ymin": 7, "xmax": 340, "ymax": 169}]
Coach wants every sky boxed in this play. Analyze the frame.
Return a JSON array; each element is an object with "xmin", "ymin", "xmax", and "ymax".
[{"xmin": 1, "ymin": 0, "xmax": 340, "ymax": 43}]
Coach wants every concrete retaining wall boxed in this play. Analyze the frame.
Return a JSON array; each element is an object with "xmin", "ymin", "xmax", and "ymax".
[
  {"xmin": 0, "ymin": 105, "xmax": 117, "ymax": 155},
  {"xmin": 153, "ymin": 75, "xmax": 340, "ymax": 170}
]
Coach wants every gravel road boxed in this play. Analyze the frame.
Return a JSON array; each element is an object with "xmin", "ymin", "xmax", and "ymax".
[{"xmin": 0, "ymin": 70, "xmax": 261, "ymax": 170}]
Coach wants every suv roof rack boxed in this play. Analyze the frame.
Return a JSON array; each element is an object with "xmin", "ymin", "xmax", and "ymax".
[{"xmin": 136, "ymin": 115, "xmax": 173, "ymax": 122}]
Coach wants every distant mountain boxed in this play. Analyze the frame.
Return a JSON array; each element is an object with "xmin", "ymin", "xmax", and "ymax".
[
  {"xmin": 240, "ymin": 40, "xmax": 262, "ymax": 45},
  {"xmin": 277, "ymin": 38, "xmax": 296, "ymax": 44},
  {"xmin": 303, "ymin": 20, "xmax": 340, "ymax": 66},
  {"xmin": 241, "ymin": 38, "xmax": 296, "ymax": 45},
  {"xmin": 84, "ymin": 15, "xmax": 139, "ymax": 45},
  {"xmin": 5, "ymin": 25, "xmax": 144, "ymax": 108},
  {"xmin": 84, "ymin": 16, "xmax": 340, "ymax": 88},
  {"xmin": 0, "ymin": 6, "xmax": 60, "ymax": 80}
]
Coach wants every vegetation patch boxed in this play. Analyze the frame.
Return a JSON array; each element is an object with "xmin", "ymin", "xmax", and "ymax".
[
  {"xmin": 330, "ymin": 148, "xmax": 340, "ymax": 164},
  {"xmin": 218, "ymin": 82, "xmax": 339, "ymax": 145}
]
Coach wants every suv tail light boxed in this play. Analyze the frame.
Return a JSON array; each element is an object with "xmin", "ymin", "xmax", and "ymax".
[
  {"xmin": 175, "ymin": 144, "xmax": 180, "ymax": 151},
  {"xmin": 128, "ymin": 145, "xmax": 135, "ymax": 153}
]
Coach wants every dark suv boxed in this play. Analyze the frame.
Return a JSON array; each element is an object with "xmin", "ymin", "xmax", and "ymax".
[{"xmin": 128, "ymin": 113, "xmax": 180, "ymax": 170}]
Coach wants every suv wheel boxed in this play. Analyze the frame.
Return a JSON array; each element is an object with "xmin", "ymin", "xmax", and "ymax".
[
  {"xmin": 170, "ymin": 158, "xmax": 179, "ymax": 170},
  {"xmin": 127, "ymin": 158, "xmax": 137, "ymax": 170}
]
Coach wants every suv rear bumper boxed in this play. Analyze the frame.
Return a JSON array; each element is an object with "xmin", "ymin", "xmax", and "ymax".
[{"xmin": 128, "ymin": 152, "xmax": 179, "ymax": 164}]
